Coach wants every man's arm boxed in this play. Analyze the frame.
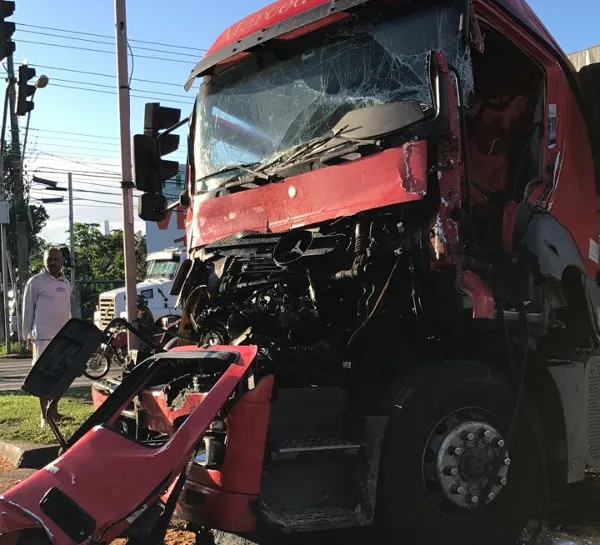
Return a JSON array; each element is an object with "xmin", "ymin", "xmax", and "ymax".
[{"xmin": 21, "ymin": 277, "xmax": 37, "ymax": 342}]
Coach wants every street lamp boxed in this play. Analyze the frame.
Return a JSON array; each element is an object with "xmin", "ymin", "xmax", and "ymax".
[{"xmin": 21, "ymin": 74, "xmax": 49, "ymax": 171}]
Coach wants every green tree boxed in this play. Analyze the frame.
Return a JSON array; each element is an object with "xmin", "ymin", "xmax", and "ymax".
[
  {"xmin": 135, "ymin": 231, "xmax": 147, "ymax": 281},
  {"xmin": 2, "ymin": 144, "xmax": 49, "ymax": 278}
]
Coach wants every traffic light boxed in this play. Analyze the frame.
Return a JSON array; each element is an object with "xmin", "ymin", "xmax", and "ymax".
[
  {"xmin": 133, "ymin": 102, "xmax": 181, "ymax": 221},
  {"xmin": 7, "ymin": 288, "xmax": 15, "ymax": 316},
  {"xmin": 134, "ymin": 102, "xmax": 181, "ymax": 193},
  {"xmin": 16, "ymin": 64, "xmax": 36, "ymax": 116},
  {"xmin": 0, "ymin": 1, "xmax": 15, "ymax": 62}
]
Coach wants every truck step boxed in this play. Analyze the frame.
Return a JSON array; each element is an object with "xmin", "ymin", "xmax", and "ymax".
[
  {"xmin": 271, "ymin": 438, "xmax": 363, "ymax": 460},
  {"xmin": 262, "ymin": 506, "xmax": 360, "ymax": 532}
]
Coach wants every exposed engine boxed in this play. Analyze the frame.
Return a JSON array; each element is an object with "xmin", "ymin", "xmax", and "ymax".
[{"xmin": 177, "ymin": 208, "xmax": 460, "ymax": 388}]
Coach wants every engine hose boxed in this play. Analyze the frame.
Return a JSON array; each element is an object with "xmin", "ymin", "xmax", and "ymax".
[
  {"xmin": 354, "ymin": 219, "xmax": 368, "ymax": 256},
  {"xmin": 334, "ymin": 219, "xmax": 369, "ymax": 280}
]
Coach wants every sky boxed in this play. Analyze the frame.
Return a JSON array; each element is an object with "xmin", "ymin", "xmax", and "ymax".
[{"xmin": 10, "ymin": 0, "xmax": 600, "ymax": 245}]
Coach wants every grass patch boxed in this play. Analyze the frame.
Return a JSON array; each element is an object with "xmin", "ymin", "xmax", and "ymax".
[
  {"xmin": 0, "ymin": 343, "xmax": 30, "ymax": 356},
  {"xmin": 0, "ymin": 387, "xmax": 93, "ymax": 445}
]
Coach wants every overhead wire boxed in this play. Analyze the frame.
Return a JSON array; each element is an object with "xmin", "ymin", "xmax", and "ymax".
[
  {"xmin": 17, "ymin": 40, "xmax": 195, "ymax": 65},
  {"xmin": 30, "ymin": 65, "xmax": 184, "ymax": 89},
  {"xmin": 47, "ymin": 82, "xmax": 194, "ymax": 106},
  {"xmin": 14, "ymin": 22, "xmax": 207, "ymax": 52},
  {"xmin": 16, "ymin": 29, "xmax": 201, "ymax": 59},
  {"xmin": 17, "ymin": 21, "xmax": 197, "ymax": 226}
]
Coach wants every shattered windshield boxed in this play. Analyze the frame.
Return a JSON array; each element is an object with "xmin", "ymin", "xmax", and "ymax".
[{"xmin": 193, "ymin": 5, "xmax": 472, "ymax": 192}]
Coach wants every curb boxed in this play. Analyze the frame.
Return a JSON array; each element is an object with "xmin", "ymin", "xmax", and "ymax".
[
  {"xmin": 0, "ymin": 354, "xmax": 29, "ymax": 360},
  {"xmin": 0, "ymin": 440, "xmax": 59, "ymax": 469}
]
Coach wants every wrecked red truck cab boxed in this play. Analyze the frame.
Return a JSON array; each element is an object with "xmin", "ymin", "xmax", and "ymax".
[{"xmin": 6, "ymin": 0, "xmax": 600, "ymax": 544}]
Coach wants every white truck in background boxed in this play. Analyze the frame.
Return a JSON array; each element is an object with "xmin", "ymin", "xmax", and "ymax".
[{"xmin": 93, "ymin": 247, "xmax": 184, "ymax": 330}]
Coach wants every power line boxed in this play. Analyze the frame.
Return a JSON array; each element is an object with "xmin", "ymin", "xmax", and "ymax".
[
  {"xmin": 15, "ymin": 22, "xmax": 207, "ymax": 52},
  {"xmin": 32, "ymin": 64, "xmax": 185, "ymax": 89},
  {"xmin": 32, "ymin": 134, "xmax": 121, "ymax": 147},
  {"xmin": 48, "ymin": 82, "xmax": 194, "ymax": 106},
  {"xmin": 16, "ymin": 29, "xmax": 201, "ymax": 59},
  {"xmin": 34, "ymin": 151, "xmax": 121, "ymax": 172},
  {"xmin": 28, "ymin": 127, "xmax": 120, "ymax": 140},
  {"xmin": 17, "ymin": 39, "xmax": 195, "ymax": 65},
  {"xmin": 49, "ymin": 77, "xmax": 191, "ymax": 100}
]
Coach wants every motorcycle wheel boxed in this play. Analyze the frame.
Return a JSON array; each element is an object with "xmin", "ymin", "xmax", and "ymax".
[{"xmin": 84, "ymin": 352, "xmax": 111, "ymax": 380}]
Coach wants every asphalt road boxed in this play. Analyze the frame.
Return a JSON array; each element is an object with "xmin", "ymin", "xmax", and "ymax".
[{"xmin": 0, "ymin": 357, "xmax": 118, "ymax": 392}]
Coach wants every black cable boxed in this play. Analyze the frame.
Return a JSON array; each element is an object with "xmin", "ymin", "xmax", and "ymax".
[
  {"xmin": 16, "ymin": 28, "xmax": 201, "ymax": 59},
  {"xmin": 32, "ymin": 64, "xmax": 184, "ymax": 88},
  {"xmin": 48, "ymin": 77, "xmax": 191, "ymax": 100},
  {"xmin": 47, "ymin": 82, "xmax": 194, "ymax": 106},
  {"xmin": 29, "ymin": 127, "xmax": 120, "ymax": 140},
  {"xmin": 17, "ymin": 39, "xmax": 194, "ymax": 64},
  {"xmin": 15, "ymin": 21, "xmax": 207, "ymax": 52},
  {"xmin": 121, "ymin": 26, "xmax": 135, "ymax": 86}
]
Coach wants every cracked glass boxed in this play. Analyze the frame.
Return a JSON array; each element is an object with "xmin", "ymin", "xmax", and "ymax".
[{"xmin": 193, "ymin": 4, "xmax": 472, "ymax": 192}]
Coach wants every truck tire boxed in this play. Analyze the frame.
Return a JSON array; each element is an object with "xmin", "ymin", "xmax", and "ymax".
[{"xmin": 378, "ymin": 361, "xmax": 547, "ymax": 545}]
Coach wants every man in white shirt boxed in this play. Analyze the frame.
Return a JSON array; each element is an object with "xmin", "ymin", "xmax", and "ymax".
[{"xmin": 22, "ymin": 247, "xmax": 72, "ymax": 427}]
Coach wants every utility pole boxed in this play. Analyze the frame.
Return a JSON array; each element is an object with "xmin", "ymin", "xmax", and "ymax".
[
  {"xmin": 115, "ymin": 0, "xmax": 138, "ymax": 349},
  {"xmin": 0, "ymin": 72, "xmax": 10, "ymax": 352},
  {"xmin": 6, "ymin": 55, "xmax": 28, "ymax": 304},
  {"xmin": 67, "ymin": 172, "xmax": 80, "ymax": 319}
]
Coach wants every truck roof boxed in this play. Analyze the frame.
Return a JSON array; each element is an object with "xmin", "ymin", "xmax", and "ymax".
[
  {"xmin": 186, "ymin": 0, "xmax": 569, "ymax": 89},
  {"xmin": 146, "ymin": 248, "xmax": 184, "ymax": 262},
  {"xmin": 569, "ymin": 45, "xmax": 600, "ymax": 72}
]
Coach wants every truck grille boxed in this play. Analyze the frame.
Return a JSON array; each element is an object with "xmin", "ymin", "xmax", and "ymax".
[{"xmin": 98, "ymin": 296, "xmax": 116, "ymax": 327}]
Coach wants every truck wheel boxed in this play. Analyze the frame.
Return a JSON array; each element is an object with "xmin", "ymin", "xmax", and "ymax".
[{"xmin": 378, "ymin": 362, "xmax": 547, "ymax": 545}]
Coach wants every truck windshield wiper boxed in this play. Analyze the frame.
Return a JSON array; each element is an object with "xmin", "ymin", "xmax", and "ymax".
[
  {"xmin": 258, "ymin": 130, "xmax": 372, "ymax": 177},
  {"xmin": 196, "ymin": 162, "xmax": 268, "ymax": 189}
]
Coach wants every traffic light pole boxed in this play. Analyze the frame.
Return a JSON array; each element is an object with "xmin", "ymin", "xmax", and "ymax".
[
  {"xmin": 6, "ymin": 55, "xmax": 28, "ymax": 301},
  {"xmin": 0, "ymin": 72, "xmax": 10, "ymax": 352},
  {"xmin": 115, "ymin": 0, "xmax": 138, "ymax": 350}
]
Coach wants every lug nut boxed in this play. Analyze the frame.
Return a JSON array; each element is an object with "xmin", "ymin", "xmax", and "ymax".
[
  {"xmin": 488, "ymin": 492, "xmax": 495, "ymax": 501},
  {"xmin": 493, "ymin": 438, "xmax": 505, "ymax": 448},
  {"xmin": 504, "ymin": 457, "xmax": 511, "ymax": 466},
  {"xmin": 483, "ymin": 430, "xmax": 492, "ymax": 439},
  {"xmin": 444, "ymin": 466, "xmax": 458, "ymax": 476},
  {"xmin": 462, "ymin": 431, "xmax": 475, "ymax": 441},
  {"xmin": 499, "ymin": 477, "xmax": 508, "ymax": 486},
  {"xmin": 470, "ymin": 495, "xmax": 480, "ymax": 505},
  {"xmin": 452, "ymin": 485, "xmax": 465, "ymax": 495},
  {"xmin": 448, "ymin": 446, "xmax": 462, "ymax": 456}
]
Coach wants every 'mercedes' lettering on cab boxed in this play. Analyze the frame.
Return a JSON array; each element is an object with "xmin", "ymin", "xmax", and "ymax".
[{"xmin": 224, "ymin": 0, "xmax": 310, "ymax": 41}]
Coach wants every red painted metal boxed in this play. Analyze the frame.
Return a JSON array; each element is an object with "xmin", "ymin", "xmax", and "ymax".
[
  {"xmin": 475, "ymin": 0, "xmax": 599, "ymax": 278},
  {"xmin": 207, "ymin": 0, "xmax": 329, "ymax": 56},
  {"xmin": 457, "ymin": 270, "xmax": 496, "ymax": 319},
  {"xmin": 0, "ymin": 346, "xmax": 258, "ymax": 544},
  {"xmin": 189, "ymin": 142, "xmax": 428, "ymax": 249},
  {"xmin": 430, "ymin": 51, "xmax": 462, "ymax": 265},
  {"xmin": 175, "ymin": 375, "xmax": 275, "ymax": 530}
]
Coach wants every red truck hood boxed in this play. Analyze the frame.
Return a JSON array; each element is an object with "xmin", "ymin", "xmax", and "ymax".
[{"xmin": 188, "ymin": 143, "xmax": 427, "ymax": 250}]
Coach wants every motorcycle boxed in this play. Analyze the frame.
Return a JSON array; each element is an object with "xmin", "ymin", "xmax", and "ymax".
[{"xmin": 84, "ymin": 299, "xmax": 180, "ymax": 380}]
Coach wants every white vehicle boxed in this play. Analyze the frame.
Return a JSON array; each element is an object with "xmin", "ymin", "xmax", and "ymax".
[{"xmin": 93, "ymin": 247, "xmax": 184, "ymax": 330}]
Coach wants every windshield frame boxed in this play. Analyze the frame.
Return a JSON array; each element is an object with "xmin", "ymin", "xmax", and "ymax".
[
  {"xmin": 146, "ymin": 259, "xmax": 179, "ymax": 280},
  {"xmin": 189, "ymin": 0, "xmax": 471, "ymax": 195}
]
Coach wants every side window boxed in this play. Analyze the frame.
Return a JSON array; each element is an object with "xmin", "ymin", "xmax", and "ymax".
[{"xmin": 465, "ymin": 24, "xmax": 545, "ymax": 240}]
